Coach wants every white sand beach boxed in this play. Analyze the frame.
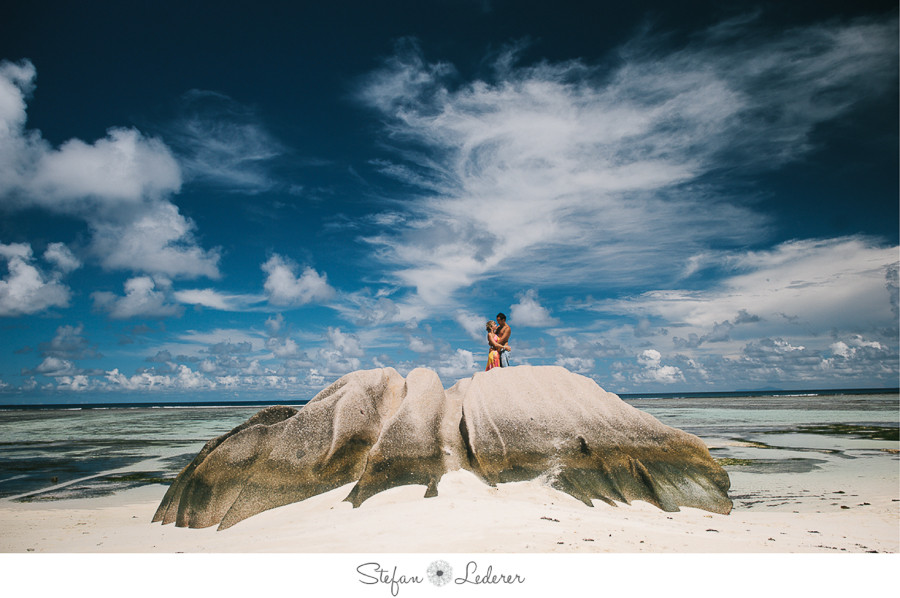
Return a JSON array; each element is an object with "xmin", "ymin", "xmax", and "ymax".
[{"xmin": 1, "ymin": 465, "xmax": 896, "ymax": 554}]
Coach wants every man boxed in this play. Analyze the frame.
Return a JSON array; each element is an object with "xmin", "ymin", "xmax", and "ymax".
[{"xmin": 494, "ymin": 312, "xmax": 511, "ymax": 367}]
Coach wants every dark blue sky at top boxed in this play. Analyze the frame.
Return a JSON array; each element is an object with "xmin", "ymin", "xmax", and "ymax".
[
  {"xmin": 0, "ymin": 0, "xmax": 897, "ymax": 402},
  {"xmin": 8, "ymin": 0, "xmax": 896, "ymax": 240}
]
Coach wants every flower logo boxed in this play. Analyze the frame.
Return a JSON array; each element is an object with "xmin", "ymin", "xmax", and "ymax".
[{"xmin": 426, "ymin": 560, "xmax": 453, "ymax": 587}]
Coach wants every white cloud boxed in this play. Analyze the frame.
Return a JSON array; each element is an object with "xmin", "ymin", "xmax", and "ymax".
[
  {"xmin": 0, "ymin": 60, "xmax": 220, "ymax": 280},
  {"xmin": 829, "ymin": 335, "xmax": 884, "ymax": 359},
  {"xmin": 267, "ymin": 336, "xmax": 303, "ymax": 359},
  {"xmin": 265, "ymin": 313, "xmax": 284, "ymax": 335},
  {"xmin": 167, "ymin": 90, "xmax": 284, "ymax": 193},
  {"xmin": 56, "ymin": 375, "xmax": 91, "ymax": 391},
  {"xmin": 173, "ymin": 288, "xmax": 266, "ymax": 311},
  {"xmin": 262, "ymin": 254, "xmax": 335, "ymax": 306},
  {"xmin": 39, "ymin": 323, "xmax": 100, "ymax": 360},
  {"xmin": 30, "ymin": 356, "xmax": 81, "ymax": 377},
  {"xmin": 332, "ymin": 289, "xmax": 425, "ymax": 327},
  {"xmin": 357, "ymin": 18, "xmax": 896, "ymax": 307},
  {"xmin": 89, "ymin": 201, "xmax": 220, "ymax": 279},
  {"xmin": 634, "ymin": 349, "xmax": 685, "ymax": 384},
  {"xmin": 105, "ymin": 364, "xmax": 215, "ymax": 391},
  {"xmin": 454, "ymin": 309, "xmax": 486, "ymax": 341},
  {"xmin": 510, "ymin": 289, "xmax": 559, "ymax": 327},
  {"xmin": 297, "ymin": 326, "xmax": 366, "ymax": 377},
  {"xmin": 325, "ymin": 327, "xmax": 364, "ymax": 358},
  {"xmin": 0, "ymin": 242, "xmax": 74, "ymax": 316},
  {"xmin": 603, "ymin": 237, "xmax": 899, "ymax": 335},
  {"xmin": 92, "ymin": 276, "xmax": 183, "ymax": 319},
  {"xmin": 435, "ymin": 348, "xmax": 477, "ymax": 379},
  {"xmin": 29, "ymin": 128, "xmax": 182, "ymax": 207},
  {"xmin": 408, "ymin": 335, "xmax": 435, "ymax": 353},
  {"xmin": 23, "ymin": 323, "xmax": 102, "ymax": 379},
  {"xmin": 555, "ymin": 356, "xmax": 595, "ymax": 374},
  {"xmin": 42, "ymin": 243, "xmax": 81, "ymax": 273}
]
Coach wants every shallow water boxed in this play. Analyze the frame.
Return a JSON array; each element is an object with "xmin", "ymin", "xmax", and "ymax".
[
  {"xmin": 0, "ymin": 405, "xmax": 293, "ymax": 501},
  {"xmin": 0, "ymin": 392, "xmax": 896, "ymax": 506},
  {"xmin": 631, "ymin": 392, "xmax": 899, "ymax": 511}
]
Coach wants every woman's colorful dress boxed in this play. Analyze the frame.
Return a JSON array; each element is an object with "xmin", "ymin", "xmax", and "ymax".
[{"xmin": 485, "ymin": 333, "xmax": 501, "ymax": 370}]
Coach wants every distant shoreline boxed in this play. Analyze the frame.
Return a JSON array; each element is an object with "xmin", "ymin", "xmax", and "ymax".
[
  {"xmin": 619, "ymin": 387, "xmax": 900, "ymax": 400},
  {"xmin": 0, "ymin": 387, "xmax": 897, "ymax": 410}
]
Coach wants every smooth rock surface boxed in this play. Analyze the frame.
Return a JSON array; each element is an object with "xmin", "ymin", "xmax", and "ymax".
[{"xmin": 154, "ymin": 365, "xmax": 731, "ymax": 529}]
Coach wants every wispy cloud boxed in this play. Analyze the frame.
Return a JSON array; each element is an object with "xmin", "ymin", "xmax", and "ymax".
[
  {"xmin": 357, "ymin": 17, "xmax": 897, "ymax": 307},
  {"xmin": 173, "ymin": 288, "xmax": 267, "ymax": 312},
  {"xmin": 165, "ymin": 90, "xmax": 285, "ymax": 193},
  {"xmin": 600, "ymin": 237, "xmax": 898, "ymax": 336}
]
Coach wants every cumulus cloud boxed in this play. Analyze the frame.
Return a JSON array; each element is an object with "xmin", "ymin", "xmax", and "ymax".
[
  {"xmin": 278, "ymin": 326, "xmax": 368, "ymax": 378},
  {"xmin": 262, "ymin": 254, "xmax": 335, "ymax": 306},
  {"xmin": 357, "ymin": 18, "xmax": 896, "ymax": 308},
  {"xmin": 42, "ymin": 243, "xmax": 81, "ymax": 273},
  {"xmin": 93, "ymin": 276, "xmax": 183, "ymax": 319},
  {"xmin": 510, "ymin": 289, "xmax": 559, "ymax": 327},
  {"xmin": 0, "ymin": 242, "xmax": 77, "ymax": 316},
  {"xmin": 325, "ymin": 326, "xmax": 364, "ymax": 359},
  {"xmin": 0, "ymin": 60, "xmax": 220, "ymax": 279},
  {"xmin": 56, "ymin": 375, "xmax": 91, "ymax": 391},
  {"xmin": 555, "ymin": 356, "xmax": 595, "ymax": 374},
  {"xmin": 435, "ymin": 348, "xmax": 477, "ymax": 379},
  {"xmin": 634, "ymin": 349, "xmax": 684, "ymax": 384},
  {"xmin": 29, "ymin": 128, "xmax": 182, "ymax": 208},
  {"xmin": 105, "ymin": 364, "xmax": 215, "ymax": 391},
  {"xmin": 24, "ymin": 324, "xmax": 102, "ymax": 378},
  {"xmin": 267, "ymin": 336, "xmax": 303, "ymax": 359},
  {"xmin": 88, "ymin": 201, "xmax": 220, "ymax": 278},
  {"xmin": 29, "ymin": 356, "xmax": 82, "ymax": 377},
  {"xmin": 38, "ymin": 323, "xmax": 101, "ymax": 360}
]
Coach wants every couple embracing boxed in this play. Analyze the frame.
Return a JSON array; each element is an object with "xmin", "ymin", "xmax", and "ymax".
[{"xmin": 485, "ymin": 312, "xmax": 512, "ymax": 371}]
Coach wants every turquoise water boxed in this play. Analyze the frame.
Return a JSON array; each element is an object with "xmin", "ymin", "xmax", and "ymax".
[{"xmin": 0, "ymin": 392, "xmax": 896, "ymax": 504}]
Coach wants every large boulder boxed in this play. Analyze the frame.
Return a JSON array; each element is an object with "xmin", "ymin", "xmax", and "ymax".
[
  {"xmin": 154, "ymin": 366, "xmax": 731, "ymax": 530},
  {"xmin": 455, "ymin": 366, "xmax": 731, "ymax": 513}
]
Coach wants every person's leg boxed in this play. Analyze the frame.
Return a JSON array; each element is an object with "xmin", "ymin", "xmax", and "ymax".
[{"xmin": 500, "ymin": 350, "xmax": 510, "ymax": 367}]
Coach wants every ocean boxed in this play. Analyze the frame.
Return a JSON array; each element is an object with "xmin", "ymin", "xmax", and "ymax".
[{"xmin": 1, "ymin": 390, "xmax": 897, "ymax": 508}]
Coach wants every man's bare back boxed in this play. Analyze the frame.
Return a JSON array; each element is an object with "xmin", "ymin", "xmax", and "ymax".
[{"xmin": 495, "ymin": 313, "xmax": 511, "ymax": 366}]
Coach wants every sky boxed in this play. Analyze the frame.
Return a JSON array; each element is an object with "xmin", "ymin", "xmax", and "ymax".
[{"xmin": 0, "ymin": 0, "xmax": 897, "ymax": 403}]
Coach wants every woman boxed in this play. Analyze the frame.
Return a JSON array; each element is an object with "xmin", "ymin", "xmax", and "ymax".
[{"xmin": 485, "ymin": 320, "xmax": 510, "ymax": 371}]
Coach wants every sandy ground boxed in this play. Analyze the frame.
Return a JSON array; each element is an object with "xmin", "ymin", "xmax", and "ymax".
[{"xmin": 1, "ymin": 467, "xmax": 896, "ymax": 554}]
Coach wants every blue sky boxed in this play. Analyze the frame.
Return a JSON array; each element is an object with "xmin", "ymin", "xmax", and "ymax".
[{"xmin": 0, "ymin": 0, "xmax": 897, "ymax": 403}]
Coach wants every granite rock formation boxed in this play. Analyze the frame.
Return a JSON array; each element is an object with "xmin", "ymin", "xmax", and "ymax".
[{"xmin": 154, "ymin": 365, "xmax": 731, "ymax": 530}]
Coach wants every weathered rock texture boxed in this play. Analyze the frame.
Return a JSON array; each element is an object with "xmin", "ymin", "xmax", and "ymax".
[{"xmin": 154, "ymin": 366, "xmax": 731, "ymax": 530}]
